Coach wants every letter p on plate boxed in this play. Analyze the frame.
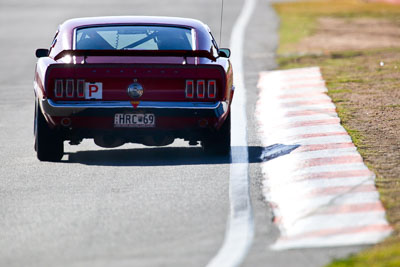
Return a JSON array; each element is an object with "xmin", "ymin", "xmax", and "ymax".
[{"xmin": 85, "ymin": 82, "xmax": 103, "ymax": 99}]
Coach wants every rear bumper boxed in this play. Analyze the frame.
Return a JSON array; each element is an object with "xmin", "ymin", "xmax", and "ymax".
[
  {"xmin": 40, "ymin": 99, "xmax": 229, "ymax": 132},
  {"xmin": 41, "ymin": 99, "xmax": 228, "ymax": 118}
]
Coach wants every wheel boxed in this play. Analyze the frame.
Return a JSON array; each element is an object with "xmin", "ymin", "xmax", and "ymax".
[
  {"xmin": 34, "ymin": 100, "xmax": 64, "ymax": 162},
  {"xmin": 202, "ymin": 113, "xmax": 231, "ymax": 155}
]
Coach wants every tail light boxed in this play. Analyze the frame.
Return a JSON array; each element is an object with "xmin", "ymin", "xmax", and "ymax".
[
  {"xmin": 53, "ymin": 79, "xmax": 86, "ymax": 99},
  {"xmin": 197, "ymin": 80, "xmax": 205, "ymax": 98},
  {"xmin": 54, "ymin": 79, "xmax": 63, "ymax": 98},
  {"xmin": 66, "ymin": 79, "xmax": 74, "ymax": 98},
  {"xmin": 208, "ymin": 80, "xmax": 216, "ymax": 98},
  {"xmin": 185, "ymin": 79, "xmax": 219, "ymax": 99},
  {"xmin": 77, "ymin": 79, "xmax": 85, "ymax": 98},
  {"xmin": 185, "ymin": 80, "xmax": 194, "ymax": 98}
]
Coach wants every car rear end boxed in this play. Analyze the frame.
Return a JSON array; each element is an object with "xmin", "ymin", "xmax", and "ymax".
[
  {"xmin": 34, "ymin": 18, "xmax": 233, "ymax": 161},
  {"xmin": 42, "ymin": 61, "xmax": 231, "ymax": 147}
]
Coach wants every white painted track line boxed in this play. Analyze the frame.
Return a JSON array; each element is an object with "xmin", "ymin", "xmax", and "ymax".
[
  {"xmin": 256, "ymin": 67, "xmax": 392, "ymax": 250},
  {"xmin": 206, "ymin": 0, "xmax": 256, "ymax": 266}
]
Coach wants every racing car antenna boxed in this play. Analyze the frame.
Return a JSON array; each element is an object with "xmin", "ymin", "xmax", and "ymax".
[{"xmin": 219, "ymin": 0, "xmax": 224, "ymax": 46}]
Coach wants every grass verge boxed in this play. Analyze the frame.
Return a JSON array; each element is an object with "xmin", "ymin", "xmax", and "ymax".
[
  {"xmin": 275, "ymin": 0, "xmax": 400, "ymax": 54},
  {"xmin": 274, "ymin": 0, "xmax": 400, "ymax": 266}
]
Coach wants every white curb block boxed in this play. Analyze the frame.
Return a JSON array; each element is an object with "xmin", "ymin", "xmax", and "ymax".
[{"xmin": 256, "ymin": 67, "xmax": 392, "ymax": 250}]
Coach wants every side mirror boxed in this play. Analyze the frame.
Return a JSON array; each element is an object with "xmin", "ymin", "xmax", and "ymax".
[
  {"xmin": 35, "ymin": 48, "xmax": 49, "ymax": 58},
  {"xmin": 218, "ymin": 48, "xmax": 231, "ymax": 58}
]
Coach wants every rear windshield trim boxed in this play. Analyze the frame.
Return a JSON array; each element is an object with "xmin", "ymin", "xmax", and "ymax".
[{"xmin": 73, "ymin": 24, "xmax": 196, "ymax": 51}]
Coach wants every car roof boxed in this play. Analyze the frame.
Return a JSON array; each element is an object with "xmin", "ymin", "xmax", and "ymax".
[
  {"xmin": 49, "ymin": 16, "xmax": 215, "ymax": 58},
  {"xmin": 60, "ymin": 16, "xmax": 210, "ymax": 32}
]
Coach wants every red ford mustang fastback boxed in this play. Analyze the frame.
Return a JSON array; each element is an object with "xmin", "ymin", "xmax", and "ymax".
[{"xmin": 34, "ymin": 16, "xmax": 234, "ymax": 161}]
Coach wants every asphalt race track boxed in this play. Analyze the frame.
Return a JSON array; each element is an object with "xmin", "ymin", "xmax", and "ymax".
[{"xmin": 0, "ymin": 0, "xmax": 366, "ymax": 266}]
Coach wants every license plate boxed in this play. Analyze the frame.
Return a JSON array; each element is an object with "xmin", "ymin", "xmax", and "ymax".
[{"xmin": 114, "ymin": 113, "xmax": 155, "ymax": 128}]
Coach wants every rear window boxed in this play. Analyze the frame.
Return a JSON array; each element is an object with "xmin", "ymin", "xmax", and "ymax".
[{"xmin": 75, "ymin": 25, "xmax": 194, "ymax": 50}]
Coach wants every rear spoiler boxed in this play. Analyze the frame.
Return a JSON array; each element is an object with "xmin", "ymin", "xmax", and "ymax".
[{"xmin": 54, "ymin": 49, "xmax": 217, "ymax": 61}]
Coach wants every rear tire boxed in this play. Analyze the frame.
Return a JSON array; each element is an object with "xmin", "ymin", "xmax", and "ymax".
[
  {"xmin": 202, "ymin": 113, "xmax": 231, "ymax": 155},
  {"xmin": 34, "ymin": 100, "xmax": 64, "ymax": 162}
]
